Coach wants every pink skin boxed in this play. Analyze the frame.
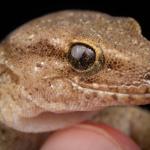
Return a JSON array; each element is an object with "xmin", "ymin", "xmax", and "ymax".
[{"xmin": 41, "ymin": 123, "xmax": 140, "ymax": 150}]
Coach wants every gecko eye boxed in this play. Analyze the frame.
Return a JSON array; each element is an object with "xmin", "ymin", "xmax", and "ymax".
[{"xmin": 68, "ymin": 44, "xmax": 96, "ymax": 70}]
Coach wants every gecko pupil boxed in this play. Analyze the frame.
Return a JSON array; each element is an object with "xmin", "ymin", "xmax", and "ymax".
[{"xmin": 68, "ymin": 44, "xmax": 96, "ymax": 70}]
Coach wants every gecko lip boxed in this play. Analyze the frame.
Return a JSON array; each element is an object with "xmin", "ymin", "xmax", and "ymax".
[
  {"xmin": 21, "ymin": 78, "xmax": 150, "ymax": 113},
  {"xmin": 70, "ymin": 79, "xmax": 150, "ymax": 97},
  {"xmin": 47, "ymin": 77, "xmax": 150, "ymax": 95},
  {"xmin": 75, "ymin": 82, "xmax": 150, "ymax": 95}
]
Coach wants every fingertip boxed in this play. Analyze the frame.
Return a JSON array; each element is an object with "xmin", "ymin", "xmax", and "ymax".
[{"xmin": 41, "ymin": 123, "xmax": 140, "ymax": 150}]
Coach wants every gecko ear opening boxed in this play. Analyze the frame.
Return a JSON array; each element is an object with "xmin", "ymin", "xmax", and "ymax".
[{"xmin": 4, "ymin": 111, "xmax": 96, "ymax": 133}]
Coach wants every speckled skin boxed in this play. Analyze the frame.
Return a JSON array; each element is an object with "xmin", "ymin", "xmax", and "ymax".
[{"xmin": 0, "ymin": 10, "xmax": 150, "ymax": 133}]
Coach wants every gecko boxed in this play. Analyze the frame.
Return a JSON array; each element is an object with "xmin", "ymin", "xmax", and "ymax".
[{"xmin": 0, "ymin": 10, "xmax": 150, "ymax": 135}]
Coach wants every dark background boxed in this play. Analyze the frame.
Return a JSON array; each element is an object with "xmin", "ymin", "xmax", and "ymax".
[
  {"xmin": 0, "ymin": 0, "xmax": 150, "ymax": 40},
  {"xmin": 0, "ymin": 0, "xmax": 149, "ymax": 110}
]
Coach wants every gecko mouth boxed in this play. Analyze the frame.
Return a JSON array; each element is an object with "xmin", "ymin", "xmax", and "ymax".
[
  {"xmin": 70, "ymin": 79, "xmax": 150, "ymax": 101},
  {"xmin": 21, "ymin": 78, "xmax": 150, "ymax": 113},
  {"xmin": 6, "ymin": 79, "xmax": 149, "ymax": 133},
  {"xmin": 74, "ymin": 81, "xmax": 150, "ymax": 95}
]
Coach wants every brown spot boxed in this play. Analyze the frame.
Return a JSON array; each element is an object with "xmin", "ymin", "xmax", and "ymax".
[
  {"xmin": 48, "ymin": 81, "xmax": 51, "ymax": 86},
  {"xmin": 92, "ymin": 92, "xmax": 98, "ymax": 99},
  {"xmin": 111, "ymin": 94, "xmax": 118, "ymax": 100},
  {"xmin": 84, "ymin": 92, "xmax": 97, "ymax": 100},
  {"xmin": 144, "ymin": 87, "xmax": 150, "ymax": 94},
  {"xmin": 85, "ymin": 94, "xmax": 91, "ymax": 100},
  {"xmin": 1, "ymin": 129, "xmax": 6, "ymax": 135},
  {"xmin": 36, "ymin": 63, "xmax": 43, "ymax": 68}
]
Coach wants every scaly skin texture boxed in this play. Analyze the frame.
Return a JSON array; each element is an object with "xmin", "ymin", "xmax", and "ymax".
[{"xmin": 0, "ymin": 10, "xmax": 150, "ymax": 133}]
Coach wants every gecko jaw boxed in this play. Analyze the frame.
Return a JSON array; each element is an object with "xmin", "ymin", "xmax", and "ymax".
[{"xmin": 19, "ymin": 78, "xmax": 150, "ymax": 114}]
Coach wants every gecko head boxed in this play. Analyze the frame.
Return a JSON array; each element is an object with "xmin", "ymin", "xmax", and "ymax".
[{"xmin": 0, "ymin": 10, "xmax": 150, "ymax": 132}]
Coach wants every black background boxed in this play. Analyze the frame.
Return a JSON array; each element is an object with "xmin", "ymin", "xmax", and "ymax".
[
  {"xmin": 0, "ymin": 0, "xmax": 149, "ymax": 109},
  {"xmin": 0, "ymin": 0, "xmax": 150, "ymax": 40}
]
